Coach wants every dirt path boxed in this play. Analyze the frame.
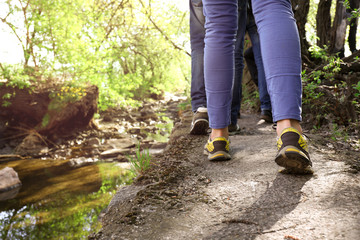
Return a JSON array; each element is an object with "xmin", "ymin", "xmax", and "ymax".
[{"xmin": 91, "ymin": 112, "xmax": 360, "ymax": 240}]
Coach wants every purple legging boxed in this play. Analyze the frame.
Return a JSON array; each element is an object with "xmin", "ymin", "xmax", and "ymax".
[
  {"xmin": 252, "ymin": 0, "xmax": 302, "ymax": 122},
  {"xmin": 203, "ymin": 0, "xmax": 237, "ymax": 129},
  {"xmin": 203, "ymin": 0, "xmax": 302, "ymax": 129}
]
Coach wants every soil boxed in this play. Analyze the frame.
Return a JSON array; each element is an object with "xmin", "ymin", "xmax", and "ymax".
[{"xmin": 89, "ymin": 108, "xmax": 360, "ymax": 240}]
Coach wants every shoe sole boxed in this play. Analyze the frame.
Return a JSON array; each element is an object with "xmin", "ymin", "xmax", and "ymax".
[
  {"xmin": 204, "ymin": 150, "xmax": 231, "ymax": 161},
  {"xmin": 275, "ymin": 145, "xmax": 312, "ymax": 173},
  {"xmin": 190, "ymin": 119, "xmax": 209, "ymax": 135}
]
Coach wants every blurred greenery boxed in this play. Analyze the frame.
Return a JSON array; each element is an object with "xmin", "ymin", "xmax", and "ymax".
[{"xmin": 0, "ymin": 0, "xmax": 190, "ymax": 110}]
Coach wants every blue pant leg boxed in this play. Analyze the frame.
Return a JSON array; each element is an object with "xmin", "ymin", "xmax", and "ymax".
[
  {"xmin": 252, "ymin": 0, "xmax": 302, "ymax": 122},
  {"xmin": 230, "ymin": 0, "xmax": 247, "ymax": 126},
  {"xmin": 203, "ymin": 0, "xmax": 238, "ymax": 129},
  {"xmin": 190, "ymin": 0, "xmax": 207, "ymax": 112},
  {"xmin": 246, "ymin": 15, "xmax": 271, "ymax": 111}
]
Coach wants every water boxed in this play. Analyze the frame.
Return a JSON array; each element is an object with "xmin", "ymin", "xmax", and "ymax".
[
  {"xmin": 0, "ymin": 101, "xmax": 177, "ymax": 239},
  {"xmin": 145, "ymin": 114, "xmax": 174, "ymax": 143},
  {"xmin": 0, "ymin": 158, "xmax": 134, "ymax": 239}
]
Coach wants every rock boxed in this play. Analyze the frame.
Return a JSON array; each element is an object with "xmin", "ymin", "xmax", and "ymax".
[
  {"xmin": 0, "ymin": 167, "xmax": 22, "ymax": 200},
  {"xmin": 15, "ymin": 133, "xmax": 49, "ymax": 156},
  {"xmin": 0, "ymin": 187, "xmax": 21, "ymax": 201},
  {"xmin": 114, "ymin": 155, "xmax": 129, "ymax": 162},
  {"xmin": 149, "ymin": 142, "xmax": 167, "ymax": 155},
  {"xmin": 53, "ymin": 149, "xmax": 72, "ymax": 158},
  {"xmin": 85, "ymin": 137, "xmax": 101, "ymax": 146},
  {"xmin": 90, "ymin": 148, "xmax": 101, "ymax": 156},
  {"xmin": 102, "ymin": 114, "xmax": 113, "ymax": 122},
  {"xmin": 100, "ymin": 148, "xmax": 132, "ymax": 159},
  {"xmin": 105, "ymin": 138, "xmax": 136, "ymax": 149},
  {"xmin": 69, "ymin": 157, "xmax": 95, "ymax": 167},
  {"xmin": 0, "ymin": 154, "xmax": 22, "ymax": 162},
  {"xmin": 128, "ymin": 127, "xmax": 141, "ymax": 134}
]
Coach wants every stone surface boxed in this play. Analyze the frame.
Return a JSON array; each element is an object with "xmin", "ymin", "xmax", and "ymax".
[
  {"xmin": 15, "ymin": 133, "xmax": 49, "ymax": 156},
  {"xmin": 105, "ymin": 138, "xmax": 136, "ymax": 149},
  {"xmin": 100, "ymin": 148, "xmax": 132, "ymax": 159},
  {"xmin": 0, "ymin": 167, "xmax": 22, "ymax": 197},
  {"xmin": 69, "ymin": 157, "xmax": 96, "ymax": 167}
]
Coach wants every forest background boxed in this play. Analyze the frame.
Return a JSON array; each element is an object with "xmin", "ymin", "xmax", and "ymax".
[{"xmin": 0, "ymin": 0, "xmax": 359, "ymax": 140}]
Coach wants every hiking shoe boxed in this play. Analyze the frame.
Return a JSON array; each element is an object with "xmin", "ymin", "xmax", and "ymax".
[
  {"xmin": 228, "ymin": 123, "xmax": 240, "ymax": 135},
  {"xmin": 275, "ymin": 127, "xmax": 312, "ymax": 174},
  {"xmin": 190, "ymin": 107, "xmax": 209, "ymax": 135},
  {"xmin": 204, "ymin": 137, "xmax": 231, "ymax": 161},
  {"xmin": 261, "ymin": 109, "xmax": 273, "ymax": 123}
]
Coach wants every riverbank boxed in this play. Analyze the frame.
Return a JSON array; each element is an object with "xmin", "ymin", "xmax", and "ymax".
[{"xmin": 0, "ymin": 94, "xmax": 185, "ymax": 239}]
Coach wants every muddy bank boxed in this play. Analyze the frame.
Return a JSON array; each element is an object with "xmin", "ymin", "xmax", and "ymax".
[{"xmin": 90, "ymin": 111, "xmax": 360, "ymax": 240}]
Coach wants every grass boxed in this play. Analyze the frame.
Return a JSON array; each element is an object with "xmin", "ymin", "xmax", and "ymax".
[{"xmin": 128, "ymin": 143, "xmax": 152, "ymax": 176}]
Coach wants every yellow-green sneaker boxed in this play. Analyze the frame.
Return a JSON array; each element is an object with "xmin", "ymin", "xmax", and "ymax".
[
  {"xmin": 204, "ymin": 137, "xmax": 231, "ymax": 161},
  {"xmin": 275, "ymin": 127, "xmax": 312, "ymax": 174}
]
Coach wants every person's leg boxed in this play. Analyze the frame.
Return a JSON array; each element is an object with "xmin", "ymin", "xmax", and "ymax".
[
  {"xmin": 252, "ymin": 0, "xmax": 311, "ymax": 172},
  {"xmin": 252, "ymin": 0, "xmax": 302, "ymax": 132},
  {"xmin": 230, "ymin": 0, "xmax": 247, "ymax": 128},
  {"xmin": 246, "ymin": 11, "xmax": 272, "ymax": 122},
  {"xmin": 190, "ymin": 0, "xmax": 206, "ymax": 112},
  {"xmin": 203, "ymin": 0, "xmax": 238, "ymax": 160},
  {"xmin": 244, "ymin": 47, "xmax": 258, "ymax": 86},
  {"xmin": 189, "ymin": 0, "xmax": 209, "ymax": 135}
]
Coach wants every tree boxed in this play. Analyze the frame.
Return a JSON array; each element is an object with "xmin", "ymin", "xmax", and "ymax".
[
  {"xmin": 316, "ymin": 0, "xmax": 332, "ymax": 48},
  {"xmin": 292, "ymin": 0, "xmax": 311, "ymax": 58},
  {"xmin": 0, "ymin": 0, "xmax": 190, "ymax": 109}
]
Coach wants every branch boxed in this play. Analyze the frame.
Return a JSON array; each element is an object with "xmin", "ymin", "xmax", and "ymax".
[
  {"xmin": 138, "ymin": 0, "xmax": 190, "ymax": 57},
  {"xmin": 0, "ymin": 17, "xmax": 25, "ymax": 51}
]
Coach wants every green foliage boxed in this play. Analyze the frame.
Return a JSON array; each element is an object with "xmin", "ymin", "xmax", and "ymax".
[
  {"xmin": 353, "ymin": 81, "xmax": 360, "ymax": 110},
  {"xmin": 354, "ymin": 81, "xmax": 360, "ymax": 98},
  {"xmin": 344, "ymin": 0, "xmax": 360, "ymax": 20},
  {"xmin": 302, "ymin": 45, "xmax": 344, "ymax": 115},
  {"xmin": 302, "ymin": 72, "xmax": 325, "ymax": 105},
  {"xmin": 309, "ymin": 45, "xmax": 342, "ymax": 75},
  {"xmin": 330, "ymin": 123, "xmax": 349, "ymax": 141},
  {"xmin": 1, "ymin": 89, "xmax": 15, "ymax": 107},
  {"xmin": 128, "ymin": 143, "xmax": 152, "ymax": 176},
  {"xmin": 0, "ymin": 64, "xmax": 32, "ymax": 89},
  {"xmin": 1, "ymin": 100, "xmax": 11, "ymax": 107},
  {"xmin": 0, "ymin": 0, "xmax": 190, "ymax": 110},
  {"xmin": 178, "ymin": 98, "xmax": 191, "ymax": 111},
  {"xmin": 41, "ymin": 113, "xmax": 50, "ymax": 127}
]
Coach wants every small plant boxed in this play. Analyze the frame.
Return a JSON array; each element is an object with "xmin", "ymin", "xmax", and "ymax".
[
  {"xmin": 330, "ymin": 123, "xmax": 349, "ymax": 142},
  {"xmin": 1, "ymin": 92, "xmax": 13, "ymax": 107},
  {"xmin": 128, "ymin": 143, "xmax": 152, "ymax": 176},
  {"xmin": 178, "ymin": 98, "xmax": 191, "ymax": 111},
  {"xmin": 354, "ymin": 81, "xmax": 360, "ymax": 98},
  {"xmin": 47, "ymin": 82, "xmax": 87, "ymax": 111}
]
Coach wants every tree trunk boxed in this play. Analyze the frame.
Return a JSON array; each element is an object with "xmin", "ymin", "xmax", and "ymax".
[
  {"xmin": 316, "ymin": 0, "xmax": 332, "ymax": 48},
  {"xmin": 292, "ymin": 0, "xmax": 311, "ymax": 60},
  {"xmin": 348, "ymin": 0, "xmax": 359, "ymax": 53},
  {"xmin": 329, "ymin": 0, "xmax": 349, "ymax": 56}
]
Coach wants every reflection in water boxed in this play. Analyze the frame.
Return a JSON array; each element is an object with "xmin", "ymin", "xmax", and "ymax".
[
  {"xmin": 0, "ymin": 159, "xmax": 134, "ymax": 239},
  {"xmin": 145, "ymin": 115, "xmax": 174, "ymax": 143}
]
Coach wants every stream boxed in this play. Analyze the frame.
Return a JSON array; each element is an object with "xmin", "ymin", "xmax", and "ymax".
[
  {"xmin": 0, "ymin": 95, "xmax": 183, "ymax": 239},
  {"xmin": 0, "ymin": 159, "xmax": 133, "ymax": 239}
]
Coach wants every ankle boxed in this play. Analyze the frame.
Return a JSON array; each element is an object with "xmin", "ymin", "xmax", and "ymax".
[
  {"xmin": 276, "ymin": 119, "xmax": 302, "ymax": 136},
  {"xmin": 210, "ymin": 128, "xmax": 229, "ymax": 140}
]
